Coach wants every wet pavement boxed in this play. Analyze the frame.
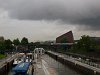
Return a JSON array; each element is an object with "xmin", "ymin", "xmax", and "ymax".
[{"xmin": 42, "ymin": 54, "xmax": 83, "ymax": 75}]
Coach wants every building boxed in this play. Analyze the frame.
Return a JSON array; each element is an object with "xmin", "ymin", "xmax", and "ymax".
[
  {"xmin": 56, "ymin": 31, "xmax": 74, "ymax": 43},
  {"xmin": 90, "ymin": 37, "xmax": 100, "ymax": 44},
  {"xmin": 90, "ymin": 37, "xmax": 100, "ymax": 40}
]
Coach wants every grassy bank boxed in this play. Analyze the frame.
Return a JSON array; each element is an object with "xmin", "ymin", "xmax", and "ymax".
[{"xmin": 0, "ymin": 54, "xmax": 6, "ymax": 59}]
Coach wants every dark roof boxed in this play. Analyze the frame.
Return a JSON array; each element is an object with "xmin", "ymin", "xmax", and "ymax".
[
  {"xmin": 56, "ymin": 31, "xmax": 73, "ymax": 39},
  {"xmin": 52, "ymin": 43, "xmax": 73, "ymax": 45},
  {"xmin": 12, "ymin": 62, "xmax": 30, "ymax": 73}
]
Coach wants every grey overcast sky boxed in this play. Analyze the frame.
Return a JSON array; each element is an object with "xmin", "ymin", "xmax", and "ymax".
[{"xmin": 0, "ymin": 0, "xmax": 100, "ymax": 42}]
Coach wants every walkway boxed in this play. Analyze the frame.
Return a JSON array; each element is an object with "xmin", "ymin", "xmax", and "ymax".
[{"xmin": 34, "ymin": 57, "xmax": 58, "ymax": 75}]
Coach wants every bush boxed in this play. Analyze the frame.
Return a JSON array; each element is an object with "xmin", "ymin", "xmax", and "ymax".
[{"xmin": 0, "ymin": 54, "xmax": 6, "ymax": 59}]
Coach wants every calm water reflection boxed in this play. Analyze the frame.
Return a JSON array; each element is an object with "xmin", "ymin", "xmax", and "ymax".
[{"xmin": 43, "ymin": 54, "xmax": 83, "ymax": 75}]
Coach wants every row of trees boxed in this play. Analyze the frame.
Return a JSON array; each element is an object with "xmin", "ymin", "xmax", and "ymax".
[
  {"xmin": 13, "ymin": 37, "xmax": 28, "ymax": 46},
  {"xmin": 0, "ymin": 37, "xmax": 29, "ymax": 53},
  {"xmin": 0, "ymin": 37, "xmax": 52, "ymax": 53},
  {"xmin": 71, "ymin": 35, "xmax": 96, "ymax": 53}
]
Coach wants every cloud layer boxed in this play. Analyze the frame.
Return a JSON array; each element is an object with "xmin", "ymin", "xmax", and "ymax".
[{"xmin": 0, "ymin": 0, "xmax": 100, "ymax": 30}]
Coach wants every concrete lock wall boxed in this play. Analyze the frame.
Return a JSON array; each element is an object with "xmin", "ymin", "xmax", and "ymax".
[
  {"xmin": 0, "ymin": 65, "xmax": 7, "ymax": 75},
  {"xmin": 46, "ymin": 51, "xmax": 100, "ymax": 75},
  {"xmin": 0, "ymin": 59, "xmax": 14, "ymax": 75},
  {"xmin": 46, "ymin": 52, "xmax": 58, "ymax": 60}
]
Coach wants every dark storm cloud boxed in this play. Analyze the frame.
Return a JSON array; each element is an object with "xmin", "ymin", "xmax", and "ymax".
[{"xmin": 0, "ymin": 0, "xmax": 100, "ymax": 30}]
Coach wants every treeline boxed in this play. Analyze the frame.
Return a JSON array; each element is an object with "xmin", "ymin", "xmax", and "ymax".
[
  {"xmin": 71, "ymin": 35, "xmax": 100, "ymax": 54},
  {"xmin": 0, "ymin": 37, "xmax": 29, "ymax": 53}
]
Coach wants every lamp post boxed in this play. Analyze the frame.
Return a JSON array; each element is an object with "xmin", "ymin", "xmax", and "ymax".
[{"xmin": 12, "ymin": 44, "xmax": 14, "ymax": 57}]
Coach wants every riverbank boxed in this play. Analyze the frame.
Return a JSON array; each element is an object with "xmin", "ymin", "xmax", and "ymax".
[{"xmin": 0, "ymin": 54, "xmax": 6, "ymax": 59}]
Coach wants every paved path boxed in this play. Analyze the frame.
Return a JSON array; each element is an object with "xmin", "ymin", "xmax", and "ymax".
[
  {"xmin": 34, "ymin": 56, "xmax": 58, "ymax": 75},
  {"xmin": 42, "ymin": 59, "xmax": 57, "ymax": 75}
]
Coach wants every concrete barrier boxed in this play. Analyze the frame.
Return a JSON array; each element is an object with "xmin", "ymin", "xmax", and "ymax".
[
  {"xmin": 0, "ymin": 59, "xmax": 14, "ymax": 75},
  {"xmin": 0, "ymin": 65, "xmax": 7, "ymax": 75},
  {"xmin": 46, "ymin": 51, "xmax": 100, "ymax": 75}
]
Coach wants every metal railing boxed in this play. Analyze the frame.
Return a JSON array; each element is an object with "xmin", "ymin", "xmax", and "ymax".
[
  {"xmin": 75, "ymin": 58, "xmax": 100, "ymax": 68},
  {"xmin": 48, "ymin": 51, "xmax": 100, "ymax": 69}
]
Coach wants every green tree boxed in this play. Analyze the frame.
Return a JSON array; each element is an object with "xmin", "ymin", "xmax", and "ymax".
[
  {"xmin": 21, "ymin": 37, "xmax": 28, "ymax": 46},
  {"xmin": 78, "ymin": 35, "xmax": 91, "ymax": 51},
  {"xmin": 34, "ymin": 42, "xmax": 40, "ymax": 47},
  {"xmin": 28, "ymin": 42, "xmax": 34, "ymax": 50},
  {"xmin": 13, "ymin": 38, "xmax": 20, "ymax": 46},
  {"xmin": 5, "ymin": 39, "xmax": 13, "ymax": 50},
  {"xmin": 71, "ymin": 35, "xmax": 95, "ymax": 53},
  {"xmin": 0, "ymin": 41, "xmax": 6, "ymax": 50}
]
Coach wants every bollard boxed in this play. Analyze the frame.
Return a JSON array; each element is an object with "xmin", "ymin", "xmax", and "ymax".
[{"xmin": 94, "ymin": 70, "xmax": 96, "ymax": 75}]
